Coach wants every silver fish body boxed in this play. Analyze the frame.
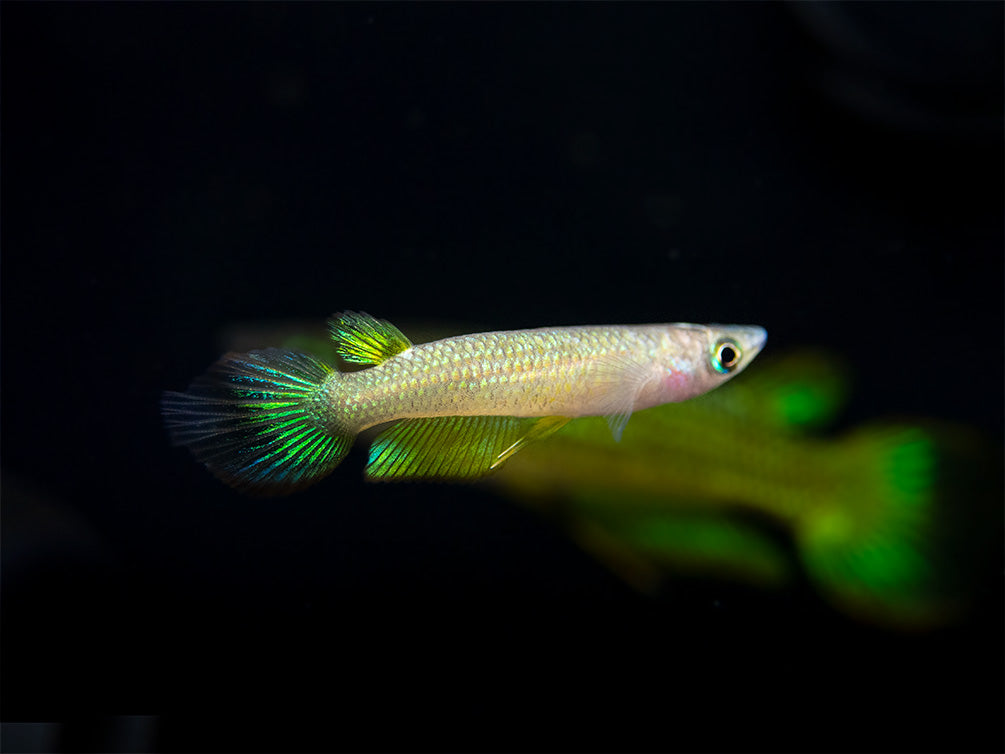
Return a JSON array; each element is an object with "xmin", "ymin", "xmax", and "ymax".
[
  {"xmin": 163, "ymin": 312, "xmax": 766, "ymax": 490},
  {"xmin": 329, "ymin": 323, "xmax": 767, "ymax": 433}
]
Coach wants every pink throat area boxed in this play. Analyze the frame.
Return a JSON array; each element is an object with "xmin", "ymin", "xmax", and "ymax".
[
  {"xmin": 661, "ymin": 368, "xmax": 694, "ymax": 399},
  {"xmin": 635, "ymin": 367, "xmax": 696, "ymax": 410}
]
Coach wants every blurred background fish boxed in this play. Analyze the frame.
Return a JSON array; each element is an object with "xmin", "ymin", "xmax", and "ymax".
[{"xmin": 493, "ymin": 350, "xmax": 1002, "ymax": 630}]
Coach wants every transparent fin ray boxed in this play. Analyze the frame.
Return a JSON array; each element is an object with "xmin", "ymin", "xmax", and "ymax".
[
  {"xmin": 328, "ymin": 311, "xmax": 412, "ymax": 366},
  {"xmin": 589, "ymin": 351, "xmax": 654, "ymax": 441},
  {"xmin": 366, "ymin": 415, "xmax": 570, "ymax": 481},
  {"xmin": 161, "ymin": 348, "xmax": 351, "ymax": 494}
]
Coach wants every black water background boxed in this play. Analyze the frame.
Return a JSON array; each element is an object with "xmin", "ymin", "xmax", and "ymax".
[{"xmin": 2, "ymin": 4, "xmax": 1002, "ymax": 752}]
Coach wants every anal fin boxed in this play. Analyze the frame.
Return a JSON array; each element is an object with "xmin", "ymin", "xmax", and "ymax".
[
  {"xmin": 366, "ymin": 415, "xmax": 571, "ymax": 481},
  {"xmin": 492, "ymin": 415, "xmax": 570, "ymax": 469}
]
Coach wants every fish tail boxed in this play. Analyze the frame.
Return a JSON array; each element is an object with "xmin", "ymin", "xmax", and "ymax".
[
  {"xmin": 796, "ymin": 423, "xmax": 994, "ymax": 627},
  {"xmin": 161, "ymin": 348, "xmax": 353, "ymax": 494}
]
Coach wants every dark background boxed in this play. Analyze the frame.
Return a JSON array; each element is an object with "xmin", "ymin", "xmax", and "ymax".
[{"xmin": 2, "ymin": 3, "xmax": 1002, "ymax": 752}]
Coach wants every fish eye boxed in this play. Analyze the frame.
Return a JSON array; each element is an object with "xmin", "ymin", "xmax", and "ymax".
[{"xmin": 711, "ymin": 338, "xmax": 742, "ymax": 374}]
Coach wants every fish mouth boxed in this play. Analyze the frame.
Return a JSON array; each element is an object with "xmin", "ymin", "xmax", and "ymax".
[{"xmin": 731, "ymin": 325, "xmax": 768, "ymax": 361}]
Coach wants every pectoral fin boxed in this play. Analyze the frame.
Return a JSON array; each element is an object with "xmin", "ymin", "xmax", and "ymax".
[
  {"xmin": 590, "ymin": 352, "xmax": 655, "ymax": 441},
  {"xmin": 366, "ymin": 415, "xmax": 571, "ymax": 481}
]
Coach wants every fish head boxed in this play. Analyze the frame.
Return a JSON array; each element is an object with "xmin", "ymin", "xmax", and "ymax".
[{"xmin": 655, "ymin": 323, "xmax": 768, "ymax": 402}]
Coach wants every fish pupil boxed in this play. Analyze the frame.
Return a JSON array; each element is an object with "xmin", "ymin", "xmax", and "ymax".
[{"xmin": 719, "ymin": 345, "xmax": 737, "ymax": 368}]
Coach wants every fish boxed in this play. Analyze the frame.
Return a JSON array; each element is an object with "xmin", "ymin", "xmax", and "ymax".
[{"xmin": 161, "ymin": 311, "xmax": 767, "ymax": 492}]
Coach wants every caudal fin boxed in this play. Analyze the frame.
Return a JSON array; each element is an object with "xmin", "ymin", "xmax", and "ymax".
[
  {"xmin": 796, "ymin": 424, "xmax": 996, "ymax": 628},
  {"xmin": 162, "ymin": 348, "xmax": 352, "ymax": 494}
]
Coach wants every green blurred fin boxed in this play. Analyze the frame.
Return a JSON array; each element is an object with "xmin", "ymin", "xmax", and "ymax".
[
  {"xmin": 797, "ymin": 425, "xmax": 952, "ymax": 627},
  {"xmin": 328, "ymin": 311, "xmax": 412, "ymax": 366},
  {"xmin": 590, "ymin": 351, "xmax": 654, "ymax": 440},
  {"xmin": 702, "ymin": 351, "xmax": 849, "ymax": 432},
  {"xmin": 607, "ymin": 513, "xmax": 792, "ymax": 588},
  {"xmin": 366, "ymin": 415, "xmax": 570, "ymax": 481}
]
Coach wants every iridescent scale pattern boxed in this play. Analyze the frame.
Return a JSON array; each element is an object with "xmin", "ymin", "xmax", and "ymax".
[{"xmin": 325, "ymin": 325, "xmax": 671, "ymax": 431}]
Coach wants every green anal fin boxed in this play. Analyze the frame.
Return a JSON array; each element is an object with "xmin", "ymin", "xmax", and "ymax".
[
  {"xmin": 366, "ymin": 415, "xmax": 571, "ymax": 481},
  {"xmin": 328, "ymin": 311, "xmax": 412, "ymax": 366},
  {"xmin": 492, "ymin": 415, "xmax": 570, "ymax": 469}
]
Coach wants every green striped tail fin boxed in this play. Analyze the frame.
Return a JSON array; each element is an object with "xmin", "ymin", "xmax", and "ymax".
[{"xmin": 162, "ymin": 348, "xmax": 352, "ymax": 494}]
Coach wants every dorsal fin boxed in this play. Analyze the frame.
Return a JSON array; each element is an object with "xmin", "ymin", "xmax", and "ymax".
[{"xmin": 328, "ymin": 311, "xmax": 412, "ymax": 366}]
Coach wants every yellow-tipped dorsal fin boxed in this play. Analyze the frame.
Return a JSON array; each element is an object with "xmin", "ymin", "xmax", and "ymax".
[{"xmin": 328, "ymin": 311, "xmax": 413, "ymax": 366}]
